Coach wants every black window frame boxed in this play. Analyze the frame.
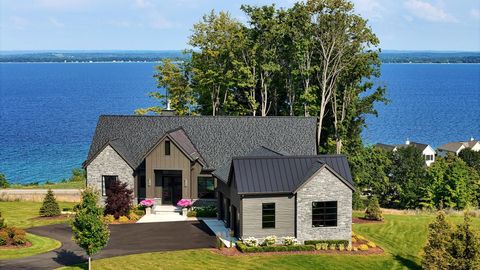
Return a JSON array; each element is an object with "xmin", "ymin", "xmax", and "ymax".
[
  {"xmin": 197, "ymin": 176, "xmax": 215, "ymax": 199},
  {"xmin": 102, "ymin": 175, "xmax": 118, "ymax": 196},
  {"xmin": 165, "ymin": 140, "xmax": 171, "ymax": 156},
  {"xmin": 262, "ymin": 203, "xmax": 275, "ymax": 229},
  {"xmin": 312, "ymin": 201, "xmax": 337, "ymax": 227}
]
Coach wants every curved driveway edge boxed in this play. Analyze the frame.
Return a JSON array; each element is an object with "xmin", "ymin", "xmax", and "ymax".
[{"xmin": 0, "ymin": 221, "xmax": 216, "ymax": 270}]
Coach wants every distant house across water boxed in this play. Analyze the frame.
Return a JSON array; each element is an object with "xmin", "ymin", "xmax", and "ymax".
[
  {"xmin": 437, "ymin": 137, "xmax": 480, "ymax": 157},
  {"xmin": 375, "ymin": 139, "xmax": 436, "ymax": 166}
]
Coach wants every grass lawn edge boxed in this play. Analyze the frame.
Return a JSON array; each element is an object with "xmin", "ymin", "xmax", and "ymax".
[{"xmin": 0, "ymin": 233, "xmax": 61, "ymax": 260}]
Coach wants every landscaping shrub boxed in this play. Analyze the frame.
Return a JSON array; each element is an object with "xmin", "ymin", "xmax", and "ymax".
[
  {"xmin": 187, "ymin": 210, "xmax": 197, "ymax": 217},
  {"xmin": 0, "ymin": 227, "xmax": 27, "ymax": 246},
  {"xmin": 282, "ymin": 236, "xmax": 297, "ymax": 246},
  {"xmin": 0, "ymin": 211, "xmax": 5, "ymax": 229},
  {"xmin": 352, "ymin": 192, "xmax": 365, "ymax": 210},
  {"xmin": 118, "ymin": 216, "xmax": 129, "ymax": 223},
  {"xmin": 262, "ymin": 235, "xmax": 277, "ymax": 246},
  {"xmin": 62, "ymin": 207, "xmax": 72, "ymax": 212},
  {"xmin": 104, "ymin": 179, "xmax": 133, "ymax": 219},
  {"xmin": 346, "ymin": 245, "xmax": 353, "ymax": 251},
  {"xmin": 367, "ymin": 241, "xmax": 376, "ymax": 248},
  {"xmin": 192, "ymin": 206, "xmax": 217, "ymax": 217},
  {"xmin": 12, "ymin": 234, "xmax": 27, "ymax": 245},
  {"xmin": 304, "ymin": 240, "xmax": 349, "ymax": 247},
  {"xmin": 365, "ymin": 196, "xmax": 383, "ymax": 221},
  {"xmin": 39, "ymin": 189, "xmax": 61, "ymax": 217},
  {"xmin": 236, "ymin": 241, "xmax": 315, "ymax": 253},
  {"xmin": 128, "ymin": 212, "xmax": 140, "ymax": 221},
  {"xmin": 0, "ymin": 173, "xmax": 9, "ymax": 188},
  {"xmin": 104, "ymin": 214, "xmax": 115, "ymax": 223},
  {"xmin": 338, "ymin": 244, "xmax": 345, "ymax": 251},
  {"xmin": 0, "ymin": 230, "xmax": 8, "ymax": 245},
  {"xmin": 328, "ymin": 244, "xmax": 337, "ymax": 250},
  {"xmin": 215, "ymin": 233, "xmax": 224, "ymax": 250},
  {"xmin": 243, "ymin": 237, "xmax": 259, "ymax": 247},
  {"xmin": 358, "ymin": 244, "xmax": 369, "ymax": 251}
]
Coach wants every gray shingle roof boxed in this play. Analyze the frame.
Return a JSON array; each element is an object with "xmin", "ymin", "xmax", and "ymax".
[
  {"xmin": 85, "ymin": 115, "xmax": 317, "ymax": 170},
  {"xmin": 166, "ymin": 128, "xmax": 206, "ymax": 166},
  {"xmin": 437, "ymin": 142, "xmax": 465, "ymax": 152},
  {"xmin": 231, "ymin": 155, "xmax": 354, "ymax": 194},
  {"xmin": 376, "ymin": 141, "xmax": 430, "ymax": 152}
]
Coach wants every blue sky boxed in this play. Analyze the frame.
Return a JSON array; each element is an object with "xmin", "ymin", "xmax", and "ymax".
[{"xmin": 1, "ymin": 0, "xmax": 479, "ymax": 51}]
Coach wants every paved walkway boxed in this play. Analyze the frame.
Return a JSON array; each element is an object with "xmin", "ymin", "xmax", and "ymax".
[
  {"xmin": 0, "ymin": 221, "xmax": 216, "ymax": 270},
  {"xmin": 202, "ymin": 219, "xmax": 238, "ymax": 247}
]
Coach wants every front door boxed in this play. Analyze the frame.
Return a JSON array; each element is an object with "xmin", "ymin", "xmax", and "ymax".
[{"xmin": 161, "ymin": 175, "xmax": 182, "ymax": 205}]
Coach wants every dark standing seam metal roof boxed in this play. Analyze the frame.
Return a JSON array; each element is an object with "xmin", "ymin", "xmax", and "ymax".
[
  {"xmin": 213, "ymin": 146, "xmax": 286, "ymax": 183},
  {"xmin": 231, "ymin": 155, "xmax": 354, "ymax": 194},
  {"xmin": 85, "ymin": 116, "xmax": 317, "ymax": 170}
]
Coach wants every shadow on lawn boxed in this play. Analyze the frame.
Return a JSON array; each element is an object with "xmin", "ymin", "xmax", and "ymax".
[
  {"xmin": 53, "ymin": 249, "xmax": 86, "ymax": 266},
  {"xmin": 394, "ymin": 255, "xmax": 421, "ymax": 270}
]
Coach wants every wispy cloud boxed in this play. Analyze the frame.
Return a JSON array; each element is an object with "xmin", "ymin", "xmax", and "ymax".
[
  {"xmin": 48, "ymin": 17, "xmax": 64, "ymax": 28},
  {"xmin": 133, "ymin": 0, "xmax": 153, "ymax": 9},
  {"xmin": 471, "ymin": 9, "xmax": 480, "ymax": 19},
  {"xmin": 351, "ymin": 0, "xmax": 383, "ymax": 19},
  {"xmin": 10, "ymin": 16, "xmax": 30, "ymax": 30},
  {"xmin": 405, "ymin": 0, "xmax": 457, "ymax": 23},
  {"xmin": 36, "ymin": 0, "xmax": 90, "ymax": 10}
]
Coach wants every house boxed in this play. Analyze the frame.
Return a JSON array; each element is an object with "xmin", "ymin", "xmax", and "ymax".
[
  {"xmin": 84, "ymin": 115, "xmax": 317, "ymax": 205},
  {"xmin": 437, "ymin": 137, "xmax": 480, "ymax": 157},
  {"xmin": 83, "ymin": 115, "xmax": 353, "ymax": 243},
  {"xmin": 375, "ymin": 139, "xmax": 436, "ymax": 166}
]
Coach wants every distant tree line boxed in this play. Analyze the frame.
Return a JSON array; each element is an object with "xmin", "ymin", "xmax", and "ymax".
[
  {"xmin": 137, "ymin": 0, "xmax": 387, "ymax": 154},
  {"xmin": 351, "ymin": 147, "xmax": 480, "ymax": 210}
]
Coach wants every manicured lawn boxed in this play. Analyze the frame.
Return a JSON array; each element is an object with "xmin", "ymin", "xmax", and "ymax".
[
  {"xmin": 58, "ymin": 213, "xmax": 480, "ymax": 270},
  {"xmin": 9, "ymin": 180, "xmax": 85, "ymax": 189},
  {"xmin": 0, "ymin": 201, "xmax": 77, "ymax": 228},
  {"xmin": 0, "ymin": 233, "xmax": 61, "ymax": 260}
]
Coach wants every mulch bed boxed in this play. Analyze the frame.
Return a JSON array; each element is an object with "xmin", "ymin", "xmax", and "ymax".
[
  {"xmin": 108, "ymin": 220, "xmax": 138, "ymax": 225},
  {"xmin": 211, "ymin": 246, "xmax": 383, "ymax": 256},
  {"xmin": 29, "ymin": 214, "xmax": 72, "ymax": 221},
  {"xmin": 353, "ymin": 217, "xmax": 384, "ymax": 224},
  {"xmin": 0, "ymin": 241, "xmax": 32, "ymax": 250}
]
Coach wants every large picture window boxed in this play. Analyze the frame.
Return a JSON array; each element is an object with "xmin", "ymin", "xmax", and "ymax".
[
  {"xmin": 197, "ymin": 176, "xmax": 215, "ymax": 199},
  {"xmin": 262, "ymin": 203, "xmax": 275, "ymax": 228},
  {"xmin": 102, "ymin": 175, "xmax": 118, "ymax": 196},
  {"xmin": 312, "ymin": 201, "xmax": 337, "ymax": 227}
]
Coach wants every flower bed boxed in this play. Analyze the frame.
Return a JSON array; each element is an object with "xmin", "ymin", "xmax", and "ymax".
[
  {"xmin": 236, "ymin": 241, "xmax": 315, "ymax": 253},
  {"xmin": 0, "ymin": 227, "xmax": 28, "ymax": 247},
  {"xmin": 187, "ymin": 205, "xmax": 217, "ymax": 218}
]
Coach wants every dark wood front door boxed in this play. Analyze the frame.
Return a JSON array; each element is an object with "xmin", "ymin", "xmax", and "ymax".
[{"xmin": 162, "ymin": 175, "xmax": 182, "ymax": 205}]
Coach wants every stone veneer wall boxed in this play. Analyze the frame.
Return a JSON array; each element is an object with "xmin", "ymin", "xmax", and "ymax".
[
  {"xmin": 296, "ymin": 167, "xmax": 352, "ymax": 243},
  {"xmin": 86, "ymin": 145, "xmax": 135, "ymax": 203}
]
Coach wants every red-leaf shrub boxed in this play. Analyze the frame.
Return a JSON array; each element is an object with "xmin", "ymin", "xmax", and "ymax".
[{"xmin": 104, "ymin": 179, "xmax": 133, "ymax": 219}]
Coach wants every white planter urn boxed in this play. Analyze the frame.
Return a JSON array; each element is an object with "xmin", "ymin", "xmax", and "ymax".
[
  {"xmin": 182, "ymin": 208, "xmax": 188, "ymax": 216},
  {"xmin": 145, "ymin": 206, "xmax": 152, "ymax": 215}
]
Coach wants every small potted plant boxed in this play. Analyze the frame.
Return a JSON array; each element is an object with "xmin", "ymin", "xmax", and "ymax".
[
  {"xmin": 139, "ymin": 199, "xmax": 154, "ymax": 215},
  {"xmin": 176, "ymin": 199, "xmax": 192, "ymax": 216}
]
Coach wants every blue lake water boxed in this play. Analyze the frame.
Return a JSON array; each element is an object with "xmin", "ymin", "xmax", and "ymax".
[{"xmin": 0, "ymin": 63, "xmax": 479, "ymax": 184}]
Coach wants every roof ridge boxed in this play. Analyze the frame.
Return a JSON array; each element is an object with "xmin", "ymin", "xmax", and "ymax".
[{"xmin": 232, "ymin": 154, "xmax": 346, "ymax": 160}]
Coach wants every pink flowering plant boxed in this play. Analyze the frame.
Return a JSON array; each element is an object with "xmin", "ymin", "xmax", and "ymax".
[
  {"xmin": 177, "ymin": 199, "xmax": 193, "ymax": 208},
  {"xmin": 140, "ymin": 199, "xmax": 154, "ymax": 208}
]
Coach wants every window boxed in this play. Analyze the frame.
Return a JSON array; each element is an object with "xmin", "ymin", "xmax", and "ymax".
[
  {"xmin": 102, "ymin": 175, "xmax": 118, "ymax": 196},
  {"xmin": 425, "ymin": 155, "xmax": 434, "ymax": 161},
  {"xmin": 197, "ymin": 176, "xmax": 215, "ymax": 199},
  {"xmin": 312, "ymin": 201, "xmax": 337, "ymax": 227},
  {"xmin": 262, "ymin": 203, "xmax": 275, "ymax": 228},
  {"xmin": 164, "ymin": 141, "xmax": 171, "ymax": 155}
]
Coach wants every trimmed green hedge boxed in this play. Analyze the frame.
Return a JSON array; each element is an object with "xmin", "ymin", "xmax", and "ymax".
[
  {"xmin": 236, "ymin": 241, "xmax": 315, "ymax": 253},
  {"xmin": 304, "ymin": 240, "xmax": 349, "ymax": 246}
]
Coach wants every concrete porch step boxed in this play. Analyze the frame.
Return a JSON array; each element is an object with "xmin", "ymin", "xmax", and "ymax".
[{"xmin": 153, "ymin": 205, "xmax": 182, "ymax": 214}]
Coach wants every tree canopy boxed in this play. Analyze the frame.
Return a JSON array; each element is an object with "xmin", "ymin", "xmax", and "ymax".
[{"xmin": 137, "ymin": 0, "xmax": 386, "ymax": 154}]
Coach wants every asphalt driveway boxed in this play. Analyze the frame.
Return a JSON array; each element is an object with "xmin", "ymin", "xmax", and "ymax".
[{"xmin": 0, "ymin": 221, "xmax": 216, "ymax": 270}]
